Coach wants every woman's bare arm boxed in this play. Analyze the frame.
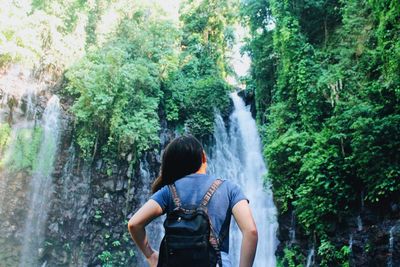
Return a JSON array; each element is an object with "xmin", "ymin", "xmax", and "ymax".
[
  {"xmin": 128, "ymin": 199, "xmax": 163, "ymax": 266},
  {"xmin": 232, "ymin": 199, "xmax": 258, "ymax": 267}
]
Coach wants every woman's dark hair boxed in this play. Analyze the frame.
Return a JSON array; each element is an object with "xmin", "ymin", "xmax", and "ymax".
[{"xmin": 151, "ymin": 135, "xmax": 204, "ymax": 193}]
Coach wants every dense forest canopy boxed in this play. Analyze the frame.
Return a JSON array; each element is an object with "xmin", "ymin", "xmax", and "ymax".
[
  {"xmin": 1, "ymin": 2, "xmax": 239, "ymax": 265},
  {"xmin": 242, "ymin": 0, "xmax": 399, "ymax": 265},
  {"xmin": 0, "ymin": 0, "xmax": 399, "ymax": 266},
  {"xmin": 1, "ymin": 0, "xmax": 238, "ymax": 164}
]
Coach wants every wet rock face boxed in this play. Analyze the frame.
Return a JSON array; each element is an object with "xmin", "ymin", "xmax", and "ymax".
[
  {"xmin": 0, "ymin": 171, "xmax": 30, "ymax": 267},
  {"xmin": 0, "ymin": 66, "xmax": 172, "ymax": 266},
  {"xmin": 3, "ymin": 79, "xmax": 398, "ymax": 266},
  {"xmin": 391, "ymin": 226, "xmax": 400, "ymax": 267},
  {"xmin": 237, "ymin": 89, "xmax": 256, "ymax": 119},
  {"xmin": 41, "ymin": 109, "xmax": 172, "ymax": 266},
  {"xmin": 276, "ymin": 207, "xmax": 400, "ymax": 266},
  {"xmin": 9, "ymin": 87, "xmax": 178, "ymax": 267},
  {"xmin": 0, "ymin": 86, "xmax": 64, "ymax": 267}
]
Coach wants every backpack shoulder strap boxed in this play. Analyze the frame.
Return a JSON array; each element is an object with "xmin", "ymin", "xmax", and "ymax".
[
  {"xmin": 168, "ymin": 183, "xmax": 181, "ymax": 209},
  {"xmin": 201, "ymin": 178, "xmax": 224, "ymax": 266},
  {"xmin": 200, "ymin": 178, "xmax": 224, "ymax": 207}
]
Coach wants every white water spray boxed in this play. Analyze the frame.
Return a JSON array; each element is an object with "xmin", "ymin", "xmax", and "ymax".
[
  {"xmin": 357, "ymin": 215, "xmax": 363, "ymax": 231},
  {"xmin": 289, "ymin": 211, "xmax": 296, "ymax": 244},
  {"xmin": 137, "ymin": 156, "xmax": 164, "ymax": 267},
  {"xmin": 388, "ymin": 226, "xmax": 395, "ymax": 267},
  {"xmin": 19, "ymin": 95, "xmax": 61, "ymax": 266},
  {"xmin": 349, "ymin": 234, "xmax": 353, "ymax": 251},
  {"xmin": 306, "ymin": 247, "xmax": 315, "ymax": 267},
  {"xmin": 207, "ymin": 92, "xmax": 278, "ymax": 267}
]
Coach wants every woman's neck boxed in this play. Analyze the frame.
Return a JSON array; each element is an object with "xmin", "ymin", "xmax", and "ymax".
[{"xmin": 195, "ymin": 164, "xmax": 207, "ymax": 174}]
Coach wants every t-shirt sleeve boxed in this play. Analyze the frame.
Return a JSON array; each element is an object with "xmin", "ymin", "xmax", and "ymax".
[
  {"xmin": 150, "ymin": 185, "xmax": 170, "ymax": 213},
  {"xmin": 227, "ymin": 180, "xmax": 249, "ymax": 210}
]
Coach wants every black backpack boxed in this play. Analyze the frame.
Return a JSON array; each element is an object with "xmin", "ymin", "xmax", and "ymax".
[{"xmin": 157, "ymin": 179, "xmax": 225, "ymax": 267}]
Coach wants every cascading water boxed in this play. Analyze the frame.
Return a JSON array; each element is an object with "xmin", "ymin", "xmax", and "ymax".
[
  {"xmin": 138, "ymin": 157, "xmax": 153, "ymax": 207},
  {"xmin": 357, "ymin": 191, "xmax": 364, "ymax": 232},
  {"xmin": 289, "ymin": 211, "xmax": 296, "ymax": 244},
  {"xmin": 207, "ymin": 92, "xmax": 278, "ymax": 266},
  {"xmin": 137, "ymin": 156, "xmax": 164, "ymax": 267},
  {"xmin": 357, "ymin": 215, "xmax": 363, "ymax": 231},
  {"xmin": 388, "ymin": 226, "xmax": 395, "ymax": 267},
  {"xmin": 19, "ymin": 95, "xmax": 61, "ymax": 266},
  {"xmin": 60, "ymin": 144, "xmax": 76, "ymax": 202},
  {"xmin": 0, "ymin": 65, "xmax": 47, "ymax": 266},
  {"xmin": 305, "ymin": 248, "xmax": 315, "ymax": 267},
  {"xmin": 349, "ymin": 233, "xmax": 356, "ymax": 266},
  {"xmin": 349, "ymin": 234, "xmax": 353, "ymax": 251}
]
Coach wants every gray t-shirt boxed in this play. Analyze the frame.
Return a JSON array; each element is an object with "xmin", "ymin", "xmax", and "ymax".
[{"xmin": 150, "ymin": 172, "xmax": 248, "ymax": 254}]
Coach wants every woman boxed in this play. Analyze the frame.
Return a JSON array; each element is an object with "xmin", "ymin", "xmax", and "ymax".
[{"xmin": 128, "ymin": 135, "xmax": 258, "ymax": 267}]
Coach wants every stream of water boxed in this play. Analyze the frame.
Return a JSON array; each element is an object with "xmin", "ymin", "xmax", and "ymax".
[
  {"xmin": 306, "ymin": 247, "xmax": 315, "ymax": 267},
  {"xmin": 289, "ymin": 211, "xmax": 296, "ymax": 244},
  {"xmin": 19, "ymin": 96, "xmax": 61, "ymax": 266},
  {"xmin": 138, "ymin": 91, "xmax": 279, "ymax": 266},
  {"xmin": 388, "ymin": 226, "xmax": 395, "ymax": 267},
  {"xmin": 137, "ymin": 157, "xmax": 164, "ymax": 267},
  {"xmin": 207, "ymin": 92, "xmax": 278, "ymax": 266}
]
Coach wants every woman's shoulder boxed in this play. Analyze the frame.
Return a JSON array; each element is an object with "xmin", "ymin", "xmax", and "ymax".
[
  {"xmin": 216, "ymin": 178, "xmax": 248, "ymax": 206},
  {"xmin": 208, "ymin": 178, "xmax": 243, "ymax": 200},
  {"xmin": 216, "ymin": 177, "xmax": 241, "ymax": 190},
  {"xmin": 149, "ymin": 184, "xmax": 172, "ymax": 211}
]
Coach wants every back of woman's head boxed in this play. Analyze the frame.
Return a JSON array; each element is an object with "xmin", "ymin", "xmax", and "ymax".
[{"xmin": 151, "ymin": 135, "xmax": 204, "ymax": 193}]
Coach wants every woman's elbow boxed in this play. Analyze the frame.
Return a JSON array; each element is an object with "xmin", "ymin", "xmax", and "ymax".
[
  {"xmin": 251, "ymin": 227, "xmax": 258, "ymax": 240},
  {"xmin": 245, "ymin": 226, "xmax": 258, "ymax": 242},
  {"xmin": 127, "ymin": 217, "xmax": 140, "ymax": 232}
]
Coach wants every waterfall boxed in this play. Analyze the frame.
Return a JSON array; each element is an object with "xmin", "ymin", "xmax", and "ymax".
[
  {"xmin": 60, "ymin": 143, "xmax": 77, "ymax": 212},
  {"xmin": 357, "ymin": 191, "xmax": 364, "ymax": 232},
  {"xmin": 137, "ymin": 156, "xmax": 164, "ymax": 267},
  {"xmin": 19, "ymin": 95, "xmax": 61, "ymax": 267},
  {"xmin": 305, "ymin": 248, "xmax": 315, "ymax": 267},
  {"xmin": 349, "ymin": 234, "xmax": 353, "ymax": 251},
  {"xmin": 349, "ymin": 233, "xmax": 356, "ymax": 266},
  {"xmin": 289, "ymin": 211, "xmax": 296, "ymax": 244},
  {"xmin": 388, "ymin": 226, "xmax": 395, "ymax": 267},
  {"xmin": 0, "ymin": 76, "xmax": 37, "ymax": 213},
  {"xmin": 357, "ymin": 215, "xmax": 363, "ymax": 231},
  {"xmin": 207, "ymin": 92, "xmax": 278, "ymax": 266},
  {"xmin": 361, "ymin": 191, "xmax": 365, "ymax": 210},
  {"xmin": 138, "ymin": 158, "xmax": 152, "ymax": 206}
]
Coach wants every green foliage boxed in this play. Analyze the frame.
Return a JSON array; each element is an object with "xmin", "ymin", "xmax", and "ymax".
[
  {"xmin": 277, "ymin": 245, "xmax": 305, "ymax": 267},
  {"xmin": 317, "ymin": 239, "xmax": 350, "ymax": 266},
  {"xmin": 294, "ymin": 128, "xmax": 354, "ymax": 234},
  {"xmin": 96, "ymin": 225, "xmax": 136, "ymax": 266},
  {"xmin": 0, "ymin": 0, "xmax": 88, "ymax": 69},
  {"xmin": 66, "ymin": 11, "xmax": 179, "ymax": 163},
  {"xmin": 94, "ymin": 210, "xmax": 103, "ymax": 221},
  {"xmin": 0, "ymin": 126, "xmax": 43, "ymax": 172},
  {"xmin": 0, "ymin": 123, "xmax": 11, "ymax": 152},
  {"xmin": 112, "ymin": 240, "xmax": 121, "ymax": 247},
  {"xmin": 98, "ymin": 250, "xmax": 113, "ymax": 267},
  {"xmin": 264, "ymin": 127, "xmax": 312, "ymax": 212},
  {"xmin": 63, "ymin": 243, "xmax": 71, "ymax": 252},
  {"xmin": 180, "ymin": 0, "xmax": 238, "ymax": 77},
  {"xmin": 165, "ymin": 74, "xmax": 231, "ymax": 136},
  {"xmin": 161, "ymin": 0, "xmax": 237, "ymax": 137},
  {"xmin": 30, "ymin": 0, "xmax": 88, "ymax": 33},
  {"xmin": 243, "ymin": 0, "xmax": 400, "ymax": 264}
]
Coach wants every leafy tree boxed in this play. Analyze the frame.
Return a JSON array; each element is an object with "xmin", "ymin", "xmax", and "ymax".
[
  {"xmin": 66, "ymin": 10, "xmax": 179, "ymax": 164},
  {"xmin": 242, "ymin": 0, "xmax": 400, "ymax": 264},
  {"xmin": 163, "ymin": 0, "xmax": 238, "ymax": 137}
]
